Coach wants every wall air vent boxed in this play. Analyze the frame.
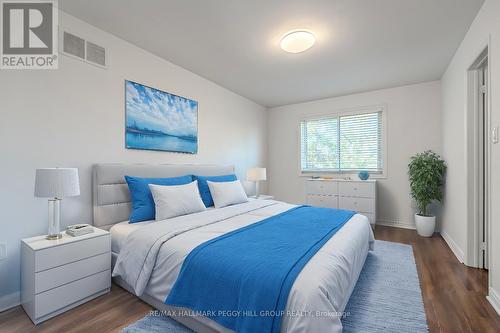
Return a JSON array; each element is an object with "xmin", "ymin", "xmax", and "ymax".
[
  {"xmin": 60, "ymin": 30, "xmax": 107, "ymax": 68},
  {"xmin": 86, "ymin": 41, "xmax": 106, "ymax": 67},
  {"xmin": 63, "ymin": 32, "xmax": 85, "ymax": 59}
]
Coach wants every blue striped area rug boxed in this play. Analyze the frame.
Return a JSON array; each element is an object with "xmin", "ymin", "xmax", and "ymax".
[
  {"xmin": 342, "ymin": 240, "xmax": 428, "ymax": 332},
  {"xmin": 120, "ymin": 240, "xmax": 428, "ymax": 333}
]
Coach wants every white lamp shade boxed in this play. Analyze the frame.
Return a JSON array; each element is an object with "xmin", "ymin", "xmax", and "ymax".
[
  {"xmin": 247, "ymin": 168, "xmax": 267, "ymax": 181},
  {"xmin": 35, "ymin": 168, "xmax": 80, "ymax": 198}
]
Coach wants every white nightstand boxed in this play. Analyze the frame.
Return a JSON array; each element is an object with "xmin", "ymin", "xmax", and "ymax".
[
  {"xmin": 251, "ymin": 195, "xmax": 275, "ymax": 200},
  {"xmin": 21, "ymin": 227, "xmax": 111, "ymax": 324}
]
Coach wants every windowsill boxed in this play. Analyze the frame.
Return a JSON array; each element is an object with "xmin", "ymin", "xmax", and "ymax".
[{"xmin": 299, "ymin": 172, "xmax": 387, "ymax": 180}]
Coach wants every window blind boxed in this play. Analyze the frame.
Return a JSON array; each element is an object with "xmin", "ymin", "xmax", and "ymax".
[
  {"xmin": 301, "ymin": 116, "xmax": 339, "ymax": 170},
  {"xmin": 301, "ymin": 110, "xmax": 383, "ymax": 172}
]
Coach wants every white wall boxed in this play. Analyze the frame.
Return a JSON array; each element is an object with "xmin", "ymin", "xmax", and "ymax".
[
  {"xmin": 441, "ymin": 0, "xmax": 500, "ymax": 312},
  {"xmin": 267, "ymin": 81, "xmax": 442, "ymax": 229},
  {"xmin": 0, "ymin": 11, "xmax": 267, "ymax": 310}
]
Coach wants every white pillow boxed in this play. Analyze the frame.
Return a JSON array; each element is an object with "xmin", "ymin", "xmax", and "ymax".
[
  {"xmin": 149, "ymin": 180, "xmax": 206, "ymax": 220},
  {"xmin": 207, "ymin": 180, "xmax": 248, "ymax": 208}
]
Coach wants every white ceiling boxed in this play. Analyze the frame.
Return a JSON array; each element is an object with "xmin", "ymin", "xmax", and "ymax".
[{"xmin": 59, "ymin": 0, "xmax": 484, "ymax": 107}]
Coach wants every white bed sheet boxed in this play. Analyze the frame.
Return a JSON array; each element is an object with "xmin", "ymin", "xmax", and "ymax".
[
  {"xmin": 110, "ymin": 206, "xmax": 218, "ymax": 254},
  {"xmin": 112, "ymin": 200, "xmax": 374, "ymax": 333},
  {"xmin": 110, "ymin": 220, "xmax": 153, "ymax": 254}
]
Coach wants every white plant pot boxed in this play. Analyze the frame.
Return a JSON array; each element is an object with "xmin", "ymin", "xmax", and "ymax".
[{"xmin": 415, "ymin": 214, "xmax": 436, "ymax": 237}]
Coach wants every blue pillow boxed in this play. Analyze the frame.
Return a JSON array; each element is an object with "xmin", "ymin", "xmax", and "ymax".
[
  {"xmin": 125, "ymin": 175, "xmax": 193, "ymax": 223},
  {"xmin": 193, "ymin": 174, "xmax": 238, "ymax": 207}
]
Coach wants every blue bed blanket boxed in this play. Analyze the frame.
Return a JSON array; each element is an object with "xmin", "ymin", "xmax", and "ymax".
[{"xmin": 165, "ymin": 206, "xmax": 356, "ymax": 333}]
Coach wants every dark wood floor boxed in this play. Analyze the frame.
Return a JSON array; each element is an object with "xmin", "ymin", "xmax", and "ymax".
[
  {"xmin": 375, "ymin": 226, "xmax": 500, "ymax": 333},
  {"xmin": 1, "ymin": 226, "xmax": 499, "ymax": 333}
]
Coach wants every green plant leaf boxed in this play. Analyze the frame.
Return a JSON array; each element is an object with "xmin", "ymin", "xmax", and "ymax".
[{"xmin": 408, "ymin": 150, "xmax": 446, "ymax": 215}]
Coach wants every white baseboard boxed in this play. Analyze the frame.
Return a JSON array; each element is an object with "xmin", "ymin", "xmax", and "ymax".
[
  {"xmin": 487, "ymin": 287, "xmax": 500, "ymax": 316},
  {"xmin": 0, "ymin": 291, "xmax": 20, "ymax": 313},
  {"xmin": 440, "ymin": 230, "xmax": 465, "ymax": 263},
  {"xmin": 376, "ymin": 218, "xmax": 416, "ymax": 230}
]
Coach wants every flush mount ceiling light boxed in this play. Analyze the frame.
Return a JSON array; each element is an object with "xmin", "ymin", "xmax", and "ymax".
[{"xmin": 280, "ymin": 30, "xmax": 316, "ymax": 53}]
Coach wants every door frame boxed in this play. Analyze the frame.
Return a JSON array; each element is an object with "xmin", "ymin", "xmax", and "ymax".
[{"xmin": 466, "ymin": 46, "xmax": 491, "ymax": 269}]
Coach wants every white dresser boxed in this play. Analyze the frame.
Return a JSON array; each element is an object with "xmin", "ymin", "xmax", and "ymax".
[
  {"xmin": 306, "ymin": 179, "xmax": 377, "ymax": 227},
  {"xmin": 21, "ymin": 227, "xmax": 111, "ymax": 324}
]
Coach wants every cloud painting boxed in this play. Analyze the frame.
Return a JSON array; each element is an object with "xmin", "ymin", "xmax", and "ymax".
[{"xmin": 125, "ymin": 80, "xmax": 198, "ymax": 153}]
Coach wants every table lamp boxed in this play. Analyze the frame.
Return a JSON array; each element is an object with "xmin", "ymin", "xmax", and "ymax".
[
  {"xmin": 35, "ymin": 168, "xmax": 80, "ymax": 240},
  {"xmin": 246, "ymin": 167, "xmax": 266, "ymax": 198}
]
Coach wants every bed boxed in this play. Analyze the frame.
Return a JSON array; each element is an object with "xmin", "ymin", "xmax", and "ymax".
[{"xmin": 93, "ymin": 164, "xmax": 375, "ymax": 333}]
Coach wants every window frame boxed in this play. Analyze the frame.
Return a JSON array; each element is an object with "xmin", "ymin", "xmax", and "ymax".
[{"xmin": 298, "ymin": 104, "xmax": 388, "ymax": 178}]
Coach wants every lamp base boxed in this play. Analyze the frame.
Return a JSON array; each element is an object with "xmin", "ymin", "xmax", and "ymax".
[
  {"xmin": 47, "ymin": 198, "xmax": 61, "ymax": 240},
  {"xmin": 46, "ymin": 233, "xmax": 63, "ymax": 240}
]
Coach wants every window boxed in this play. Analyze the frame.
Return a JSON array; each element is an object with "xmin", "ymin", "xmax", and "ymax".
[{"xmin": 300, "ymin": 107, "xmax": 384, "ymax": 173}]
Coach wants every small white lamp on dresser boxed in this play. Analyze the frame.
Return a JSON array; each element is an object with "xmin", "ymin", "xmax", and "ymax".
[
  {"xmin": 247, "ymin": 167, "xmax": 267, "ymax": 198},
  {"xmin": 34, "ymin": 168, "xmax": 80, "ymax": 239}
]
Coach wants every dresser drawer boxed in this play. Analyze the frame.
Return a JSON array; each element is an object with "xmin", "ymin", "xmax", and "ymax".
[
  {"xmin": 339, "ymin": 196, "xmax": 375, "ymax": 213},
  {"xmin": 306, "ymin": 181, "xmax": 338, "ymax": 195},
  {"xmin": 35, "ymin": 269, "xmax": 110, "ymax": 319},
  {"xmin": 35, "ymin": 252, "xmax": 111, "ymax": 294},
  {"xmin": 339, "ymin": 181, "xmax": 375, "ymax": 198},
  {"xmin": 35, "ymin": 235, "xmax": 110, "ymax": 272},
  {"xmin": 306, "ymin": 194, "xmax": 338, "ymax": 208}
]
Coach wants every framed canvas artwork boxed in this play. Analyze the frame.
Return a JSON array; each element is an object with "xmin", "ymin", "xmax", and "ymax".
[{"xmin": 125, "ymin": 80, "xmax": 198, "ymax": 154}]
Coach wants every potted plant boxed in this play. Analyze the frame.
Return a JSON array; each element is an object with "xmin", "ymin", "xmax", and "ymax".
[{"xmin": 408, "ymin": 150, "xmax": 446, "ymax": 237}]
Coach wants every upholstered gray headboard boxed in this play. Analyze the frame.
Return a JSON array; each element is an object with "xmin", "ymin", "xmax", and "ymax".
[{"xmin": 92, "ymin": 163, "xmax": 235, "ymax": 230}]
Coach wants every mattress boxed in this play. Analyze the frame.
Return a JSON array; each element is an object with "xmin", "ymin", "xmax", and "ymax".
[{"xmin": 112, "ymin": 200, "xmax": 374, "ymax": 333}]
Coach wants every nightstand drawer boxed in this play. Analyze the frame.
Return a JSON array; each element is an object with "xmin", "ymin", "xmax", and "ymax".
[
  {"xmin": 339, "ymin": 181, "xmax": 375, "ymax": 198},
  {"xmin": 339, "ymin": 196, "xmax": 375, "ymax": 213},
  {"xmin": 306, "ymin": 181, "xmax": 338, "ymax": 195},
  {"xmin": 306, "ymin": 194, "xmax": 338, "ymax": 208},
  {"xmin": 35, "ymin": 269, "xmax": 110, "ymax": 319},
  {"xmin": 35, "ymin": 252, "xmax": 111, "ymax": 294},
  {"xmin": 35, "ymin": 235, "xmax": 110, "ymax": 272}
]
